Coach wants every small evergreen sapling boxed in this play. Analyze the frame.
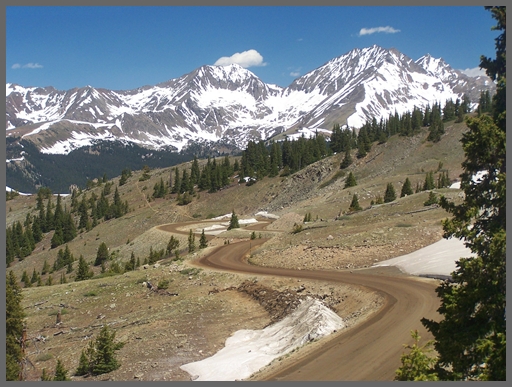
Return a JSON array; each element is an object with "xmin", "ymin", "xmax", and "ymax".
[
  {"xmin": 344, "ymin": 172, "xmax": 357, "ymax": 188},
  {"xmin": 349, "ymin": 194, "xmax": 362, "ymax": 212}
]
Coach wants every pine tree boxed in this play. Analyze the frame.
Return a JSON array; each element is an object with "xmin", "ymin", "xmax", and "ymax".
[
  {"xmin": 41, "ymin": 368, "xmax": 52, "ymax": 381},
  {"xmin": 348, "ymin": 194, "xmax": 362, "ymax": 212},
  {"xmin": 30, "ymin": 268, "xmax": 39, "ymax": 285},
  {"xmin": 21, "ymin": 270, "xmax": 30, "ymax": 287},
  {"xmin": 75, "ymin": 255, "xmax": 93, "ymax": 281},
  {"xmin": 340, "ymin": 149, "xmax": 353, "ymax": 169},
  {"xmin": 422, "ymin": 171, "xmax": 435, "ymax": 191},
  {"xmin": 421, "ymin": 7, "xmax": 506, "ymax": 381},
  {"xmin": 6, "ymin": 271, "xmax": 25, "ymax": 380},
  {"xmin": 344, "ymin": 172, "xmax": 357, "ymax": 188},
  {"xmin": 423, "ymin": 191, "xmax": 438, "ymax": 206},
  {"xmin": 199, "ymin": 229, "xmax": 208, "ymax": 249},
  {"xmin": 188, "ymin": 229, "xmax": 196, "ymax": 253},
  {"xmin": 91, "ymin": 326, "xmax": 123, "ymax": 375},
  {"xmin": 171, "ymin": 167, "xmax": 181, "ymax": 194},
  {"xmin": 78, "ymin": 195, "xmax": 89, "ymax": 230},
  {"xmin": 53, "ymin": 358, "xmax": 70, "ymax": 381},
  {"xmin": 75, "ymin": 348, "xmax": 91, "ymax": 376},
  {"xmin": 62, "ymin": 211, "xmax": 77, "ymax": 243},
  {"xmin": 394, "ymin": 330, "xmax": 438, "ymax": 381},
  {"xmin": 227, "ymin": 210, "xmax": 240, "ymax": 230},
  {"xmin": 41, "ymin": 259, "xmax": 50, "ymax": 275},
  {"xmin": 76, "ymin": 326, "xmax": 124, "ymax": 376},
  {"xmin": 166, "ymin": 236, "xmax": 180, "ymax": 257},
  {"xmin": 384, "ymin": 183, "xmax": 397, "ymax": 203},
  {"xmin": 94, "ymin": 242, "xmax": 109, "ymax": 266},
  {"xmin": 400, "ymin": 177, "xmax": 414, "ymax": 197}
]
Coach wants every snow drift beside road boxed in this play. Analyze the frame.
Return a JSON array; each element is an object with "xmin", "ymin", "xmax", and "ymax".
[
  {"xmin": 180, "ymin": 298, "xmax": 344, "ymax": 381},
  {"xmin": 374, "ymin": 237, "xmax": 475, "ymax": 278}
]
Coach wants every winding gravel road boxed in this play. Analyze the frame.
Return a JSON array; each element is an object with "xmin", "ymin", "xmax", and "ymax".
[{"xmin": 157, "ymin": 220, "xmax": 441, "ymax": 381}]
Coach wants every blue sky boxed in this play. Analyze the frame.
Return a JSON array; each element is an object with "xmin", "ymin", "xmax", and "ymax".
[{"xmin": 6, "ymin": 6, "xmax": 499, "ymax": 91}]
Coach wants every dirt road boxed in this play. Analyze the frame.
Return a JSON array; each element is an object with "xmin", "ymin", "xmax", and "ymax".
[{"xmin": 158, "ymin": 220, "xmax": 441, "ymax": 381}]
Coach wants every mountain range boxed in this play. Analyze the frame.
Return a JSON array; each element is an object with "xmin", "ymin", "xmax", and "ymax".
[{"xmin": 6, "ymin": 45, "xmax": 493, "ymax": 155}]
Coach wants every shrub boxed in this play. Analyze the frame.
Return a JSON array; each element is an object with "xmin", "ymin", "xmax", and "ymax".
[
  {"xmin": 157, "ymin": 279, "xmax": 170, "ymax": 290},
  {"xmin": 292, "ymin": 223, "xmax": 303, "ymax": 234},
  {"xmin": 423, "ymin": 191, "xmax": 438, "ymax": 206}
]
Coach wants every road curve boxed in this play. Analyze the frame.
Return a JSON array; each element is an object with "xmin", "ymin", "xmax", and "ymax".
[{"xmin": 157, "ymin": 220, "xmax": 441, "ymax": 381}]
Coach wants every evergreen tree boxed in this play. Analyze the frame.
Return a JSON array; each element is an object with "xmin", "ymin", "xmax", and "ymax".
[
  {"xmin": 423, "ymin": 171, "xmax": 435, "ymax": 191},
  {"xmin": 41, "ymin": 259, "xmax": 50, "ymax": 275},
  {"xmin": 356, "ymin": 133, "xmax": 368, "ymax": 158},
  {"xmin": 32, "ymin": 216, "xmax": 43, "ymax": 244},
  {"xmin": 348, "ymin": 194, "xmax": 362, "ymax": 212},
  {"xmin": 199, "ymin": 229, "xmax": 208, "ymax": 249},
  {"xmin": 75, "ymin": 349, "xmax": 91, "ymax": 377},
  {"xmin": 187, "ymin": 229, "xmax": 196, "ymax": 253},
  {"xmin": 30, "ymin": 268, "xmax": 39, "ymax": 284},
  {"xmin": 400, "ymin": 177, "xmax": 414, "ymax": 197},
  {"xmin": 78, "ymin": 195, "xmax": 89, "ymax": 230},
  {"xmin": 227, "ymin": 210, "xmax": 240, "ymax": 230},
  {"xmin": 394, "ymin": 330, "xmax": 439, "ymax": 381},
  {"xmin": 190, "ymin": 156, "xmax": 200, "ymax": 185},
  {"xmin": 421, "ymin": 7, "xmax": 506, "ymax": 380},
  {"xmin": 340, "ymin": 149, "xmax": 353, "ymax": 169},
  {"xmin": 139, "ymin": 165, "xmax": 151, "ymax": 181},
  {"xmin": 423, "ymin": 191, "xmax": 438, "ymax": 206},
  {"xmin": 53, "ymin": 358, "xmax": 70, "ymax": 381},
  {"xmin": 344, "ymin": 172, "xmax": 357, "ymax": 188},
  {"xmin": 62, "ymin": 211, "xmax": 77, "ymax": 243},
  {"xmin": 171, "ymin": 167, "xmax": 181, "ymax": 194},
  {"xmin": 166, "ymin": 236, "xmax": 180, "ymax": 257},
  {"xmin": 94, "ymin": 242, "xmax": 109, "ymax": 266},
  {"xmin": 119, "ymin": 167, "xmax": 131, "ymax": 186},
  {"xmin": 384, "ymin": 183, "xmax": 397, "ymax": 203},
  {"xmin": 41, "ymin": 368, "xmax": 52, "ymax": 381},
  {"xmin": 6, "ymin": 271, "xmax": 25, "ymax": 380},
  {"xmin": 76, "ymin": 325, "xmax": 124, "ymax": 376},
  {"xmin": 51, "ymin": 223, "xmax": 65, "ymax": 249},
  {"xmin": 21, "ymin": 270, "xmax": 30, "ymax": 287},
  {"xmin": 75, "ymin": 255, "xmax": 93, "ymax": 281},
  {"xmin": 45, "ymin": 197, "xmax": 54, "ymax": 232},
  {"xmin": 124, "ymin": 252, "xmax": 136, "ymax": 272},
  {"xmin": 91, "ymin": 325, "xmax": 123, "ymax": 375}
]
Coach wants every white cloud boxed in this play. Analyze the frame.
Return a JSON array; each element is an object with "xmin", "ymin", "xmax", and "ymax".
[
  {"xmin": 460, "ymin": 66, "xmax": 487, "ymax": 77},
  {"xmin": 359, "ymin": 26, "xmax": 400, "ymax": 36},
  {"xmin": 12, "ymin": 62, "xmax": 43, "ymax": 69},
  {"xmin": 23, "ymin": 63, "xmax": 43, "ymax": 69},
  {"xmin": 290, "ymin": 71, "xmax": 301, "ymax": 77},
  {"xmin": 214, "ymin": 49, "xmax": 267, "ymax": 68}
]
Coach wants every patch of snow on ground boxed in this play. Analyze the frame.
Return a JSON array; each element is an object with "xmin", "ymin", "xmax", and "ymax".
[
  {"xmin": 6, "ymin": 186, "xmax": 31, "ymax": 196},
  {"xmin": 180, "ymin": 297, "xmax": 344, "ymax": 381},
  {"xmin": 211, "ymin": 213, "xmax": 233, "ymax": 221},
  {"xmin": 374, "ymin": 237, "xmax": 475, "ymax": 278},
  {"xmin": 239, "ymin": 218, "xmax": 258, "ymax": 225},
  {"xmin": 255, "ymin": 211, "xmax": 280, "ymax": 220}
]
